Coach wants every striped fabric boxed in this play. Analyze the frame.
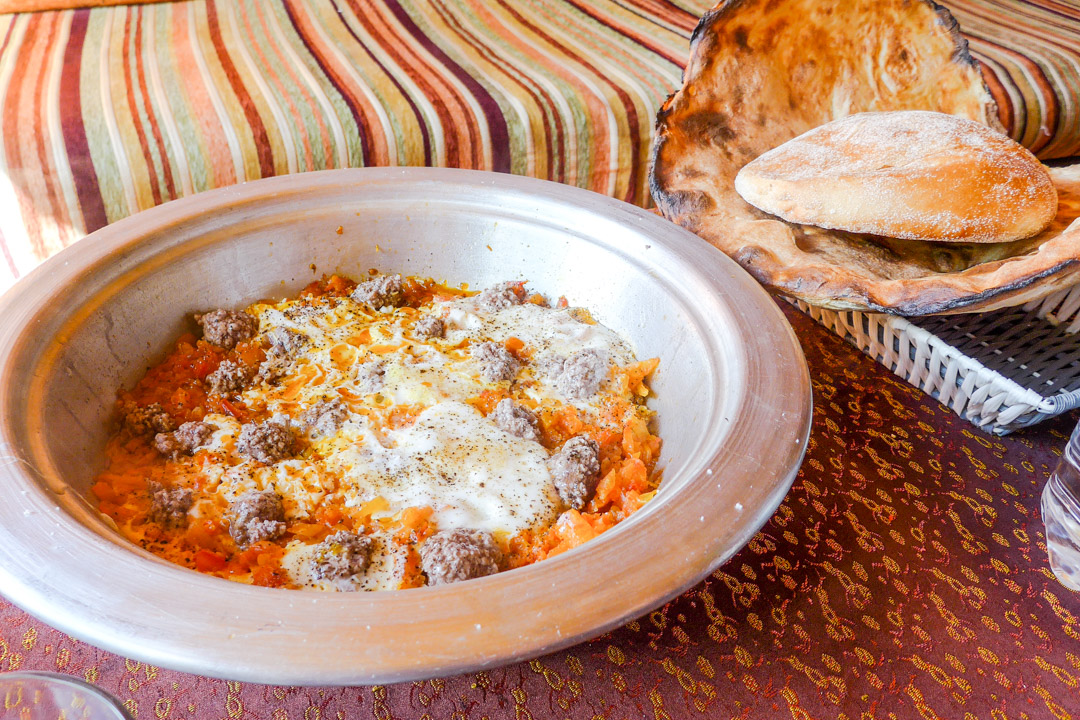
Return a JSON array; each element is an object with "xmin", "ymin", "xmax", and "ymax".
[
  {"xmin": 0, "ymin": 0, "xmax": 1076, "ymax": 292},
  {"xmin": 952, "ymin": 0, "xmax": 1080, "ymax": 159},
  {"xmin": 0, "ymin": 0, "xmax": 166, "ymax": 14}
]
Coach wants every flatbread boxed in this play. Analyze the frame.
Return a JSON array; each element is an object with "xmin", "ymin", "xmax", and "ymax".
[
  {"xmin": 650, "ymin": 0, "xmax": 1080, "ymax": 315},
  {"xmin": 734, "ymin": 111, "xmax": 1058, "ymax": 244}
]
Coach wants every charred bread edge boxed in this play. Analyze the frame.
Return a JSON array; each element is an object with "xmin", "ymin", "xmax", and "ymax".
[{"xmin": 647, "ymin": 0, "xmax": 1031, "ymax": 316}]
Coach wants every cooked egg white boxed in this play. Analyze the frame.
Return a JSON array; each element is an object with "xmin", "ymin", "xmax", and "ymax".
[
  {"xmin": 445, "ymin": 297, "xmax": 635, "ymax": 365},
  {"xmin": 443, "ymin": 299, "xmax": 636, "ymax": 410},
  {"xmin": 281, "ymin": 535, "xmax": 404, "ymax": 592},
  {"xmin": 325, "ymin": 401, "xmax": 561, "ymax": 535}
]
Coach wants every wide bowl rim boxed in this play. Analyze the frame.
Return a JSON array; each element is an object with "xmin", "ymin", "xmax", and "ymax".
[{"xmin": 0, "ymin": 168, "xmax": 811, "ymax": 685}]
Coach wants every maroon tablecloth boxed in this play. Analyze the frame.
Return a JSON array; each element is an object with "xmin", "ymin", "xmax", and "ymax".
[{"xmin": 2, "ymin": 304, "xmax": 1077, "ymax": 718}]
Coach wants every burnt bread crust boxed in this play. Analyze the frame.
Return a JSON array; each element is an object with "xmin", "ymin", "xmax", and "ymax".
[{"xmin": 650, "ymin": 0, "xmax": 1080, "ymax": 316}]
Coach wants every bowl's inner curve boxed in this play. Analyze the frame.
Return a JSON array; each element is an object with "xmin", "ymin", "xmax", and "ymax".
[{"xmin": 19, "ymin": 180, "xmax": 736, "ymax": 550}]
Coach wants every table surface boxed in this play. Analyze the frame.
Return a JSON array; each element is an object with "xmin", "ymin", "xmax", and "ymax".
[{"xmin": 2, "ymin": 303, "xmax": 1077, "ymax": 719}]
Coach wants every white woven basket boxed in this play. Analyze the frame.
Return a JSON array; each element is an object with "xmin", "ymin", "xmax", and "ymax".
[{"xmin": 791, "ymin": 283, "xmax": 1080, "ymax": 435}]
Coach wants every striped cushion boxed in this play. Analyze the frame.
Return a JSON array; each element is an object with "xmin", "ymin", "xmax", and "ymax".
[
  {"xmin": 0, "ymin": 0, "xmax": 166, "ymax": 13},
  {"xmin": 951, "ymin": 0, "xmax": 1080, "ymax": 159},
  {"xmin": 0, "ymin": 0, "xmax": 1076, "ymax": 292}
]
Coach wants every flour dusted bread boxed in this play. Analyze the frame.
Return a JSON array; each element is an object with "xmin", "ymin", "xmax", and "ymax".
[
  {"xmin": 734, "ymin": 112, "xmax": 1057, "ymax": 243},
  {"xmin": 651, "ymin": 0, "xmax": 1080, "ymax": 315}
]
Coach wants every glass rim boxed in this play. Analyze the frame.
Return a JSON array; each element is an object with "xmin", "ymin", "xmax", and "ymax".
[{"xmin": 0, "ymin": 670, "xmax": 130, "ymax": 719}]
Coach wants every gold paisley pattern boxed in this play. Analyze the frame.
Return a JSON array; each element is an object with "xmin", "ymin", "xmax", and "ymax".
[{"xmin": 2, "ymin": 306, "xmax": 1078, "ymax": 716}]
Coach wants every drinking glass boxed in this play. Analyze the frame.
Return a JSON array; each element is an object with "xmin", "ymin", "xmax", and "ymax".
[
  {"xmin": 0, "ymin": 671, "xmax": 129, "ymax": 720},
  {"xmin": 1042, "ymin": 419, "xmax": 1080, "ymax": 591}
]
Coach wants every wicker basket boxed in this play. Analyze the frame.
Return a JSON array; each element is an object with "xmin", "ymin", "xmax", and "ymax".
[{"xmin": 792, "ymin": 283, "xmax": 1080, "ymax": 435}]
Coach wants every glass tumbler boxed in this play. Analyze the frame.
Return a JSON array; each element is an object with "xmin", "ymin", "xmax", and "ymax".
[
  {"xmin": 1043, "ymin": 419, "xmax": 1080, "ymax": 591},
  {"xmin": 0, "ymin": 671, "xmax": 129, "ymax": 720}
]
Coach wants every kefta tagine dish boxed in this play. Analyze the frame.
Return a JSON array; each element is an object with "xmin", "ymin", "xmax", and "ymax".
[{"xmin": 0, "ymin": 168, "xmax": 811, "ymax": 684}]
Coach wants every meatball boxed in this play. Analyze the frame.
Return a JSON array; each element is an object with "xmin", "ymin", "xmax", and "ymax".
[
  {"xmin": 257, "ymin": 345, "xmax": 291, "ymax": 384},
  {"xmin": 266, "ymin": 326, "xmax": 308, "ymax": 356},
  {"xmin": 123, "ymin": 402, "xmax": 175, "ymax": 436},
  {"xmin": 154, "ymin": 421, "xmax": 216, "ymax": 459},
  {"xmin": 555, "ymin": 349, "xmax": 610, "ymax": 400},
  {"xmin": 472, "ymin": 341, "xmax": 520, "ymax": 383},
  {"xmin": 310, "ymin": 531, "xmax": 375, "ymax": 588},
  {"xmin": 207, "ymin": 359, "xmax": 254, "ymax": 395},
  {"xmin": 351, "ymin": 274, "xmax": 404, "ymax": 310},
  {"xmin": 176, "ymin": 420, "xmax": 216, "ymax": 448},
  {"xmin": 476, "ymin": 282, "xmax": 524, "ymax": 312},
  {"xmin": 197, "ymin": 309, "xmax": 258, "ymax": 350},
  {"xmin": 355, "ymin": 361, "xmax": 385, "ymax": 393},
  {"xmin": 549, "ymin": 436, "xmax": 601, "ymax": 509},
  {"xmin": 147, "ymin": 481, "xmax": 194, "ymax": 527},
  {"xmin": 153, "ymin": 434, "xmax": 185, "ymax": 459},
  {"xmin": 420, "ymin": 529, "xmax": 501, "ymax": 586},
  {"xmin": 227, "ymin": 490, "xmax": 286, "ymax": 548},
  {"xmin": 413, "ymin": 315, "xmax": 445, "ymax": 339},
  {"xmin": 302, "ymin": 398, "xmax": 349, "ymax": 439},
  {"xmin": 256, "ymin": 327, "xmax": 308, "ymax": 384},
  {"xmin": 489, "ymin": 399, "xmax": 539, "ymax": 441},
  {"xmin": 237, "ymin": 417, "xmax": 294, "ymax": 464},
  {"xmin": 535, "ymin": 354, "xmax": 567, "ymax": 380}
]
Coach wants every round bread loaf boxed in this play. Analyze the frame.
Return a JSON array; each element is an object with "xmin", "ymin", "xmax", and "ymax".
[{"xmin": 734, "ymin": 111, "xmax": 1058, "ymax": 243}]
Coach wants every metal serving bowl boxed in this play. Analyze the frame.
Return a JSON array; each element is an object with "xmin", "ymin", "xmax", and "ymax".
[{"xmin": 0, "ymin": 168, "xmax": 810, "ymax": 684}]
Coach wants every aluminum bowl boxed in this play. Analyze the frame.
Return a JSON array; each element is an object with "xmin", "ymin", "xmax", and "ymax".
[{"xmin": 0, "ymin": 168, "xmax": 810, "ymax": 684}]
